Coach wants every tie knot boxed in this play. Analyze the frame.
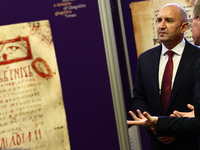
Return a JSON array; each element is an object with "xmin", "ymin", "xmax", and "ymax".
[{"xmin": 167, "ymin": 50, "xmax": 174, "ymax": 58}]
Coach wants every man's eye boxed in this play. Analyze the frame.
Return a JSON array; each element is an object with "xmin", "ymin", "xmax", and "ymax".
[
  {"xmin": 157, "ymin": 19, "xmax": 162, "ymax": 23},
  {"xmin": 166, "ymin": 19, "xmax": 172, "ymax": 22}
]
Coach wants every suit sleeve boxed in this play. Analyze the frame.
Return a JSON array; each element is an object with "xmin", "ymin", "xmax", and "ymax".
[
  {"xmin": 194, "ymin": 58, "xmax": 200, "ymax": 117},
  {"xmin": 131, "ymin": 55, "xmax": 151, "ymax": 115},
  {"xmin": 156, "ymin": 116, "xmax": 200, "ymax": 137}
]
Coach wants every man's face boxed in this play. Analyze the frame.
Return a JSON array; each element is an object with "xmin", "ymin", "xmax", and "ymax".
[
  {"xmin": 157, "ymin": 6, "xmax": 184, "ymax": 45},
  {"xmin": 190, "ymin": 13, "xmax": 200, "ymax": 46}
]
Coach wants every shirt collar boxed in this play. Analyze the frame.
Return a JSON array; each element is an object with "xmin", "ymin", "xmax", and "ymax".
[{"xmin": 161, "ymin": 38, "xmax": 185, "ymax": 56}]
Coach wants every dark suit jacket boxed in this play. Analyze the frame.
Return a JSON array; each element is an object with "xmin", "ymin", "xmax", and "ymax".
[
  {"xmin": 132, "ymin": 39, "xmax": 200, "ymax": 150},
  {"xmin": 156, "ymin": 116, "xmax": 200, "ymax": 137},
  {"xmin": 156, "ymin": 117, "xmax": 200, "ymax": 150},
  {"xmin": 148, "ymin": 58, "xmax": 200, "ymax": 150},
  {"xmin": 195, "ymin": 58, "xmax": 200, "ymax": 117}
]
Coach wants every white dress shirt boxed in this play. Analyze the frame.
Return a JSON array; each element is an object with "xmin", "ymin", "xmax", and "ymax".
[{"xmin": 159, "ymin": 38, "xmax": 185, "ymax": 94}]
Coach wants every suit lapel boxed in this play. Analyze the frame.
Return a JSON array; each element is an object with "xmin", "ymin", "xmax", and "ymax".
[
  {"xmin": 168, "ymin": 40, "xmax": 197, "ymax": 109},
  {"xmin": 150, "ymin": 46, "xmax": 162, "ymax": 107}
]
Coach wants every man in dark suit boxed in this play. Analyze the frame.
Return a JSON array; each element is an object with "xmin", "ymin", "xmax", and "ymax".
[
  {"xmin": 127, "ymin": 57, "xmax": 200, "ymax": 148},
  {"xmin": 132, "ymin": 3, "xmax": 200, "ymax": 150}
]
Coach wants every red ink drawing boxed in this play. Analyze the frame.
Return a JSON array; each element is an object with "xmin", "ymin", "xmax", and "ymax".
[
  {"xmin": 0, "ymin": 36, "xmax": 32, "ymax": 65},
  {"xmin": 31, "ymin": 57, "xmax": 55, "ymax": 80}
]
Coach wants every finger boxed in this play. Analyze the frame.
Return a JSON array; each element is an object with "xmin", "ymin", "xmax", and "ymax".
[
  {"xmin": 158, "ymin": 137, "xmax": 176, "ymax": 145},
  {"xmin": 163, "ymin": 137, "xmax": 176, "ymax": 145},
  {"xmin": 158, "ymin": 137, "xmax": 167, "ymax": 142},
  {"xmin": 143, "ymin": 111, "xmax": 152, "ymax": 121},
  {"xmin": 173, "ymin": 111, "xmax": 182, "ymax": 118},
  {"xmin": 127, "ymin": 120, "xmax": 138, "ymax": 125},
  {"xmin": 129, "ymin": 111, "xmax": 139, "ymax": 120},
  {"xmin": 143, "ymin": 111, "xmax": 158, "ymax": 125},
  {"xmin": 151, "ymin": 127, "xmax": 156, "ymax": 135},
  {"xmin": 127, "ymin": 120, "xmax": 135, "ymax": 125},
  {"xmin": 158, "ymin": 137, "xmax": 171, "ymax": 144},
  {"xmin": 187, "ymin": 104, "xmax": 194, "ymax": 110},
  {"xmin": 128, "ymin": 111, "xmax": 135, "ymax": 118},
  {"xmin": 127, "ymin": 120, "xmax": 144, "ymax": 126},
  {"xmin": 129, "ymin": 111, "xmax": 134, "ymax": 116},
  {"xmin": 170, "ymin": 114, "xmax": 176, "ymax": 117},
  {"xmin": 137, "ymin": 109, "xmax": 145, "ymax": 119}
]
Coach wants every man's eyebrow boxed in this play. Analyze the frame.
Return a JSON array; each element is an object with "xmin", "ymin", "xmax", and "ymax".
[{"xmin": 157, "ymin": 17, "xmax": 173, "ymax": 20}]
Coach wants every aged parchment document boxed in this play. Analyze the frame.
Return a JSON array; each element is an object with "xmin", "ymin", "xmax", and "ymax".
[
  {"xmin": 0, "ymin": 20, "xmax": 71, "ymax": 150},
  {"xmin": 130, "ymin": 0, "xmax": 196, "ymax": 57}
]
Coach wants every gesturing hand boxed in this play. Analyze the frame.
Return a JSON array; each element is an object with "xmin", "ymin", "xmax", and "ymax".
[
  {"xmin": 127, "ymin": 109, "xmax": 158, "ymax": 134},
  {"xmin": 170, "ymin": 104, "xmax": 195, "ymax": 118}
]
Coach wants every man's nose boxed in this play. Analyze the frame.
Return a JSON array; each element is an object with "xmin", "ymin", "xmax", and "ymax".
[{"xmin": 158, "ymin": 21, "xmax": 166, "ymax": 29}]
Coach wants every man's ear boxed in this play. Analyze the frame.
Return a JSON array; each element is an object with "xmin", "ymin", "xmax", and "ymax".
[
  {"xmin": 198, "ymin": 16, "xmax": 200, "ymax": 26},
  {"xmin": 181, "ymin": 22, "xmax": 189, "ymax": 33}
]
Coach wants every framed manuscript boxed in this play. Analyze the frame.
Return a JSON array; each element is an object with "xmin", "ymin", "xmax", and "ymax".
[{"xmin": 0, "ymin": 20, "xmax": 71, "ymax": 150}]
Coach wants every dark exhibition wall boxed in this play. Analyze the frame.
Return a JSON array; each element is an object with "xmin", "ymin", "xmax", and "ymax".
[{"xmin": 0, "ymin": 0, "xmax": 150, "ymax": 150}]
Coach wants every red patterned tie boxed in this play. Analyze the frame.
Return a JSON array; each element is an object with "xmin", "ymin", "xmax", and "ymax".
[{"xmin": 161, "ymin": 50, "xmax": 174, "ymax": 115}]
